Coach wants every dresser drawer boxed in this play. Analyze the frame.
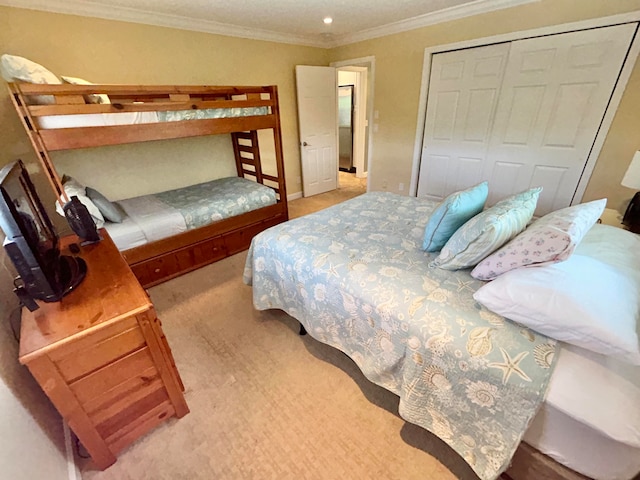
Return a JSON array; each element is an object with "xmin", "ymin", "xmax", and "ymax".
[
  {"xmin": 70, "ymin": 347, "xmax": 156, "ymax": 405},
  {"xmin": 50, "ymin": 316, "xmax": 146, "ymax": 383}
]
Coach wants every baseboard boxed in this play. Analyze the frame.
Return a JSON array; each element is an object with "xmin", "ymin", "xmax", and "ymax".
[{"xmin": 288, "ymin": 191, "xmax": 303, "ymax": 201}]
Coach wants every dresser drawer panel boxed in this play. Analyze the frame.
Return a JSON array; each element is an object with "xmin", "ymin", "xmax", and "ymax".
[
  {"xmin": 96, "ymin": 387, "xmax": 169, "ymax": 440},
  {"xmin": 107, "ymin": 401, "xmax": 175, "ymax": 455},
  {"xmin": 70, "ymin": 347, "xmax": 155, "ymax": 405},
  {"xmin": 55, "ymin": 325, "xmax": 147, "ymax": 383},
  {"xmin": 85, "ymin": 366, "xmax": 163, "ymax": 426}
]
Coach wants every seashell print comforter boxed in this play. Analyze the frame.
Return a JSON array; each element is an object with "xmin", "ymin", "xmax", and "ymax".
[{"xmin": 244, "ymin": 192, "xmax": 557, "ymax": 480}]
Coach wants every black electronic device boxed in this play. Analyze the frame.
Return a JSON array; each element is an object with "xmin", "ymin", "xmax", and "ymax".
[
  {"xmin": 622, "ymin": 191, "xmax": 640, "ymax": 234},
  {"xmin": 63, "ymin": 195, "xmax": 100, "ymax": 244},
  {"xmin": 0, "ymin": 160, "xmax": 86, "ymax": 311}
]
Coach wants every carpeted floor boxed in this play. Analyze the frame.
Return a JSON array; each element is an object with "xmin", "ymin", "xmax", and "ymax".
[{"xmin": 80, "ymin": 175, "xmax": 481, "ymax": 480}]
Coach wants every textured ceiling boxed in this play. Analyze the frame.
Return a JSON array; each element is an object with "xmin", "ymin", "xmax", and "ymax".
[{"xmin": 3, "ymin": 0, "xmax": 535, "ymax": 46}]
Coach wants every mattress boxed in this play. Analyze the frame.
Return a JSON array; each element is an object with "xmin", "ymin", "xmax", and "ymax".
[
  {"xmin": 526, "ymin": 342, "xmax": 640, "ymax": 480},
  {"xmin": 104, "ymin": 176, "xmax": 276, "ymax": 251},
  {"xmin": 37, "ymin": 106, "xmax": 270, "ymax": 129},
  {"xmin": 245, "ymin": 195, "xmax": 640, "ymax": 480}
]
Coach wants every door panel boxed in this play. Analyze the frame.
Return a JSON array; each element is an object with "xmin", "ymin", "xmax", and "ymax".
[
  {"xmin": 417, "ymin": 43, "xmax": 510, "ymax": 200},
  {"xmin": 295, "ymin": 65, "xmax": 338, "ymax": 197},
  {"xmin": 484, "ymin": 23, "xmax": 636, "ymax": 213}
]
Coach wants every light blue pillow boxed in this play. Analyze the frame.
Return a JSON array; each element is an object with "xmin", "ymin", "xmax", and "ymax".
[
  {"xmin": 431, "ymin": 187, "xmax": 542, "ymax": 270},
  {"xmin": 422, "ymin": 182, "xmax": 489, "ymax": 252},
  {"xmin": 86, "ymin": 187, "xmax": 125, "ymax": 223}
]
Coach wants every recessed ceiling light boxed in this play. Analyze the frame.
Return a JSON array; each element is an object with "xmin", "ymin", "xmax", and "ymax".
[{"xmin": 323, "ymin": 17, "xmax": 333, "ymax": 25}]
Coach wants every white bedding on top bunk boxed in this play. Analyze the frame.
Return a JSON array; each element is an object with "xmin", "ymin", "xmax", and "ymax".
[
  {"xmin": 37, "ymin": 106, "xmax": 270, "ymax": 129},
  {"xmin": 38, "ymin": 111, "xmax": 159, "ymax": 129},
  {"xmin": 526, "ymin": 342, "xmax": 640, "ymax": 480}
]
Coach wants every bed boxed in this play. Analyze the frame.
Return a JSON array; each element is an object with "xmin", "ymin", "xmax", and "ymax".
[
  {"xmin": 243, "ymin": 192, "xmax": 640, "ymax": 480},
  {"xmin": 7, "ymin": 79, "xmax": 289, "ymax": 287}
]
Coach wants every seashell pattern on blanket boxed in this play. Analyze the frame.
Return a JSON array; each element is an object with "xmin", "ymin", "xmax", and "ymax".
[{"xmin": 245, "ymin": 192, "xmax": 558, "ymax": 480}]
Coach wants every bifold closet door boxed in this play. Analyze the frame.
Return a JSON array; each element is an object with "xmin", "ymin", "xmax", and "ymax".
[
  {"xmin": 417, "ymin": 23, "xmax": 637, "ymax": 214},
  {"xmin": 417, "ymin": 43, "xmax": 510, "ymax": 201},
  {"xmin": 484, "ymin": 23, "xmax": 637, "ymax": 214}
]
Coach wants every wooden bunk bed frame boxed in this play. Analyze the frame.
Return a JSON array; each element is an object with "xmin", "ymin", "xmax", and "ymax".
[{"xmin": 7, "ymin": 82, "xmax": 288, "ymax": 287}]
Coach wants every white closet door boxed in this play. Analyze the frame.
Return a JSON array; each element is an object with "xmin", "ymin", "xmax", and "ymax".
[
  {"xmin": 417, "ymin": 43, "xmax": 510, "ymax": 200},
  {"xmin": 484, "ymin": 23, "xmax": 636, "ymax": 214}
]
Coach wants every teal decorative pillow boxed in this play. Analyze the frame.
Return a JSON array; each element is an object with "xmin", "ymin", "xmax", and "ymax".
[
  {"xmin": 431, "ymin": 187, "xmax": 542, "ymax": 270},
  {"xmin": 86, "ymin": 187, "xmax": 124, "ymax": 223},
  {"xmin": 422, "ymin": 182, "xmax": 488, "ymax": 252}
]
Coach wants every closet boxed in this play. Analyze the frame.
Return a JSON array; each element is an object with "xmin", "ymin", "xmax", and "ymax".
[{"xmin": 416, "ymin": 23, "xmax": 638, "ymax": 215}]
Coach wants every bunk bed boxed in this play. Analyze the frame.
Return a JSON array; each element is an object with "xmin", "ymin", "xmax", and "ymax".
[{"xmin": 7, "ymin": 82, "xmax": 288, "ymax": 287}]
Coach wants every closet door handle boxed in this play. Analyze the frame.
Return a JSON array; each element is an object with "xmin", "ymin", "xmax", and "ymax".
[{"xmin": 302, "ymin": 141, "xmax": 311, "ymax": 147}]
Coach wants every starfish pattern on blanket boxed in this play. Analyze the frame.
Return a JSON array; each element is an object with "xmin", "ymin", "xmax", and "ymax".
[{"xmin": 489, "ymin": 347, "xmax": 532, "ymax": 384}]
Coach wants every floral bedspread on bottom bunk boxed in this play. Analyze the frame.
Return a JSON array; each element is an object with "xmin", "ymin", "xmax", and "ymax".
[
  {"xmin": 107, "ymin": 177, "xmax": 276, "ymax": 250},
  {"xmin": 154, "ymin": 176, "xmax": 276, "ymax": 229},
  {"xmin": 243, "ymin": 192, "xmax": 558, "ymax": 480}
]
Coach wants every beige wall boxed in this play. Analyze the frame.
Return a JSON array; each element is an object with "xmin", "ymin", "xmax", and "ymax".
[
  {"xmin": 330, "ymin": 0, "xmax": 640, "ymax": 212},
  {"xmin": 0, "ymin": 6, "xmax": 329, "ymax": 199}
]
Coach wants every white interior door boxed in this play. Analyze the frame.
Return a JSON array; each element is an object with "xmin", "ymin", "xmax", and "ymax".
[
  {"xmin": 417, "ymin": 23, "xmax": 636, "ymax": 214},
  {"xmin": 484, "ymin": 23, "xmax": 636, "ymax": 214},
  {"xmin": 296, "ymin": 65, "xmax": 338, "ymax": 197},
  {"xmin": 417, "ymin": 43, "xmax": 510, "ymax": 200}
]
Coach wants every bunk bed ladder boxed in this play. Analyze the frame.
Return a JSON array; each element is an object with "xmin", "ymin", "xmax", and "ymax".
[
  {"xmin": 7, "ymin": 84, "xmax": 68, "ymax": 204},
  {"xmin": 231, "ymin": 130, "xmax": 264, "ymax": 184}
]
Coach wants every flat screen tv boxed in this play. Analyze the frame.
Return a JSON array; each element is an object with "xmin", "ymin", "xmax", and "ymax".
[{"xmin": 0, "ymin": 160, "xmax": 86, "ymax": 310}]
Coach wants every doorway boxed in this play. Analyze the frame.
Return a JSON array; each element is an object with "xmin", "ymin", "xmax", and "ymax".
[{"xmin": 332, "ymin": 57, "xmax": 375, "ymax": 193}]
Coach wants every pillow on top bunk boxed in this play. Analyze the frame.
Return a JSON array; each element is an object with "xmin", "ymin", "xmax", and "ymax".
[
  {"xmin": 54, "ymin": 177, "xmax": 105, "ymax": 229},
  {"xmin": 61, "ymin": 75, "xmax": 111, "ymax": 105},
  {"xmin": 422, "ymin": 182, "xmax": 488, "ymax": 252},
  {"xmin": 86, "ymin": 187, "xmax": 124, "ymax": 223},
  {"xmin": 471, "ymin": 198, "xmax": 607, "ymax": 280},
  {"xmin": 1, "ymin": 54, "xmax": 62, "ymax": 104},
  {"xmin": 430, "ymin": 187, "xmax": 541, "ymax": 271}
]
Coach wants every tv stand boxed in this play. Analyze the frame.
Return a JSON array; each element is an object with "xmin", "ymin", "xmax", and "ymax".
[
  {"xmin": 19, "ymin": 230, "xmax": 189, "ymax": 470},
  {"xmin": 57, "ymin": 254, "xmax": 87, "ymax": 298}
]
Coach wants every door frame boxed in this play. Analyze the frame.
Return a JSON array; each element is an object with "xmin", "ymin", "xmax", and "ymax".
[
  {"xmin": 331, "ymin": 56, "xmax": 376, "ymax": 191},
  {"xmin": 410, "ymin": 10, "xmax": 640, "ymax": 203}
]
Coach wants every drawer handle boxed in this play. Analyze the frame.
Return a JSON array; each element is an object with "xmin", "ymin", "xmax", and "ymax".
[{"xmin": 154, "ymin": 268, "xmax": 161, "ymax": 273}]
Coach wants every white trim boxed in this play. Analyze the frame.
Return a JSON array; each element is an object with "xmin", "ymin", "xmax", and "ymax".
[
  {"xmin": 331, "ymin": 57, "xmax": 376, "ymax": 193},
  {"xmin": 287, "ymin": 191, "xmax": 303, "ymax": 202},
  {"xmin": 63, "ymin": 420, "xmax": 79, "ymax": 480},
  {"xmin": 330, "ymin": 0, "xmax": 539, "ymax": 47},
  {"xmin": 411, "ymin": 10, "xmax": 640, "ymax": 199},
  {"xmin": 0, "ymin": 0, "xmax": 326, "ymax": 48},
  {"xmin": 1, "ymin": 0, "xmax": 537, "ymax": 48},
  {"xmin": 573, "ymin": 25, "xmax": 640, "ymax": 204}
]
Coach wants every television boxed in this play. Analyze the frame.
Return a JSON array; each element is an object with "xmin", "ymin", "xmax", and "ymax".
[{"xmin": 0, "ymin": 160, "xmax": 86, "ymax": 310}]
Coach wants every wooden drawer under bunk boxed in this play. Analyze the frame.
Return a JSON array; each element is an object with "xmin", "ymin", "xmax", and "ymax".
[{"xmin": 130, "ymin": 214, "xmax": 285, "ymax": 287}]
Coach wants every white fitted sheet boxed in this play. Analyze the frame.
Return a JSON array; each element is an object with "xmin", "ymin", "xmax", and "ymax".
[
  {"xmin": 103, "ymin": 216, "xmax": 147, "ymax": 251},
  {"xmin": 526, "ymin": 342, "xmax": 640, "ymax": 479},
  {"xmin": 38, "ymin": 111, "xmax": 159, "ymax": 129}
]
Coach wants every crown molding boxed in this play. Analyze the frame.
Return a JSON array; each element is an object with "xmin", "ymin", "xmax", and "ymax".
[
  {"xmin": 0, "ymin": 0, "xmax": 327, "ymax": 48},
  {"xmin": 330, "ymin": 0, "xmax": 540, "ymax": 47},
  {"xmin": 1, "ymin": 0, "xmax": 540, "ymax": 49}
]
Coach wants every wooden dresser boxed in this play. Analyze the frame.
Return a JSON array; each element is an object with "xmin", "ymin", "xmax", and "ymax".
[{"xmin": 19, "ymin": 230, "xmax": 189, "ymax": 470}]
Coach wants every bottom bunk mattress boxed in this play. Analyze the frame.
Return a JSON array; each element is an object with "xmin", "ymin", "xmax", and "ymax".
[
  {"xmin": 104, "ymin": 176, "xmax": 277, "ymax": 251},
  {"xmin": 243, "ymin": 192, "xmax": 558, "ymax": 480}
]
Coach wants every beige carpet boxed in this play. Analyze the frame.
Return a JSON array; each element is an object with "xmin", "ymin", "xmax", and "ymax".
[{"xmin": 80, "ymin": 177, "xmax": 481, "ymax": 480}]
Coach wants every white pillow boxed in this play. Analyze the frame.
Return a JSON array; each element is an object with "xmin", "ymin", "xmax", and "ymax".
[
  {"xmin": 473, "ymin": 254, "xmax": 640, "ymax": 365},
  {"xmin": 1, "ymin": 54, "xmax": 61, "ymax": 104},
  {"xmin": 60, "ymin": 75, "xmax": 110, "ymax": 105},
  {"xmin": 54, "ymin": 177, "xmax": 105, "ymax": 229}
]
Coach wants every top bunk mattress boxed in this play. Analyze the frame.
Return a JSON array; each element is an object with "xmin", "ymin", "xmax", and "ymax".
[
  {"xmin": 104, "ymin": 176, "xmax": 277, "ymax": 251},
  {"xmin": 37, "ymin": 106, "xmax": 271, "ymax": 130}
]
